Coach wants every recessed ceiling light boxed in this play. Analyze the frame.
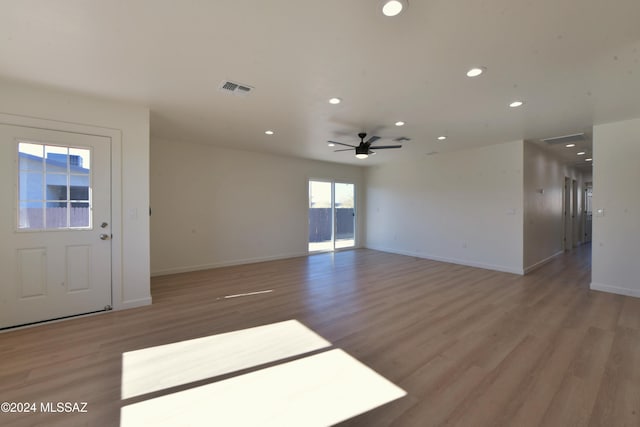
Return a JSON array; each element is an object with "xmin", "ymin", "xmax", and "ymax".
[
  {"xmin": 509, "ymin": 101, "xmax": 524, "ymax": 108},
  {"xmin": 395, "ymin": 121, "xmax": 405, "ymax": 127},
  {"xmin": 265, "ymin": 130, "xmax": 274, "ymax": 135},
  {"xmin": 328, "ymin": 142, "xmax": 335, "ymax": 147},
  {"xmin": 381, "ymin": 0, "xmax": 406, "ymax": 17},
  {"xmin": 466, "ymin": 67, "xmax": 485, "ymax": 77},
  {"xmin": 437, "ymin": 136, "xmax": 447, "ymax": 141},
  {"xmin": 566, "ymin": 143, "xmax": 576, "ymax": 148},
  {"xmin": 329, "ymin": 97, "xmax": 341, "ymax": 105},
  {"xmin": 577, "ymin": 152, "xmax": 586, "ymax": 155},
  {"xmin": 585, "ymin": 158, "xmax": 593, "ymax": 162}
]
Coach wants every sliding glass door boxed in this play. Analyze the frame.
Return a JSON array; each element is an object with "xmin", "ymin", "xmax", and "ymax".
[
  {"xmin": 308, "ymin": 180, "xmax": 355, "ymax": 252},
  {"xmin": 334, "ymin": 183, "xmax": 355, "ymax": 249},
  {"xmin": 308, "ymin": 180, "xmax": 333, "ymax": 252}
]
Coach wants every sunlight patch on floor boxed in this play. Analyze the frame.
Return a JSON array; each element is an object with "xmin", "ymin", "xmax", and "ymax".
[
  {"xmin": 121, "ymin": 349, "xmax": 406, "ymax": 427},
  {"xmin": 121, "ymin": 320, "xmax": 331, "ymax": 399}
]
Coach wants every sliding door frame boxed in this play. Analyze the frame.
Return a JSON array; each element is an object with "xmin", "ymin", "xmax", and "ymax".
[{"xmin": 308, "ymin": 178, "xmax": 357, "ymax": 253}]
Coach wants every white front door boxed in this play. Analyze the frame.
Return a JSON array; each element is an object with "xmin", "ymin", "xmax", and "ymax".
[{"xmin": 0, "ymin": 124, "xmax": 112, "ymax": 329}]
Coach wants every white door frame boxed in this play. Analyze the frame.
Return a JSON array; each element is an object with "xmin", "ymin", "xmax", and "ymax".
[
  {"xmin": 307, "ymin": 178, "xmax": 357, "ymax": 252},
  {"xmin": 0, "ymin": 113, "xmax": 124, "ymax": 311},
  {"xmin": 572, "ymin": 179, "xmax": 578, "ymax": 248},
  {"xmin": 562, "ymin": 176, "xmax": 571, "ymax": 251}
]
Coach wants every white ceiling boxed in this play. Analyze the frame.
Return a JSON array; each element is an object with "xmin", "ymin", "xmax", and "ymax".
[{"xmin": 1, "ymin": 0, "xmax": 639, "ymax": 166}]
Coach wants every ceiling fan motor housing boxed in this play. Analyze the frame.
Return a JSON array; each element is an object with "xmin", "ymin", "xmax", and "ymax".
[{"xmin": 355, "ymin": 145, "xmax": 369, "ymax": 156}]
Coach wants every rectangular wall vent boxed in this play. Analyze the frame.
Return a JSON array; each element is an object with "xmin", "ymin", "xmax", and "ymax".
[
  {"xmin": 218, "ymin": 80, "xmax": 254, "ymax": 96},
  {"xmin": 541, "ymin": 133, "xmax": 585, "ymax": 145}
]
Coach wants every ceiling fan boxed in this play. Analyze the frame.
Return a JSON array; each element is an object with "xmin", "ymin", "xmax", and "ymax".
[{"xmin": 329, "ymin": 132, "xmax": 402, "ymax": 159}]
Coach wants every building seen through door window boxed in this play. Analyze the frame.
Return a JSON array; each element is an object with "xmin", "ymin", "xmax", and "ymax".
[{"xmin": 18, "ymin": 142, "xmax": 91, "ymax": 230}]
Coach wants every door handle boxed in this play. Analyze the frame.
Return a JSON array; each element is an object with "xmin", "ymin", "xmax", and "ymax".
[{"xmin": 100, "ymin": 234, "xmax": 111, "ymax": 241}]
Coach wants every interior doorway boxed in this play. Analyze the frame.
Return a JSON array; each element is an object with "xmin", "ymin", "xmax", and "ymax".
[
  {"xmin": 572, "ymin": 178, "xmax": 578, "ymax": 248},
  {"xmin": 308, "ymin": 180, "xmax": 355, "ymax": 252},
  {"xmin": 563, "ymin": 177, "xmax": 571, "ymax": 251},
  {"xmin": 583, "ymin": 182, "xmax": 593, "ymax": 243}
]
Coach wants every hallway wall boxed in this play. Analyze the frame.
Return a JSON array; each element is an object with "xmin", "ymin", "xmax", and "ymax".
[
  {"xmin": 365, "ymin": 140, "xmax": 524, "ymax": 274},
  {"xmin": 523, "ymin": 141, "xmax": 588, "ymax": 272},
  {"xmin": 591, "ymin": 118, "xmax": 640, "ymax": 297}
]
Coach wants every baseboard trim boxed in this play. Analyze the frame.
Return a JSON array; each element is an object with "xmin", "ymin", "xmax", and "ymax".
[
  {"xmin": 118, "ymin": 297, "xmax": 153, "ymax": 310},
  {"xmin": 523, "ymin": 250, "xmax": 564, "ymax": 274},
  {"xmin": 365, "ymin": 245, "xmax": 524, "ymax": 275},
  {"xmin": 151, "ymin": 252, "xmax": 310, "ymax": 277},
  {"xmin": 590, "ymin": 282, "xmax": 640, "ymax": 298}
]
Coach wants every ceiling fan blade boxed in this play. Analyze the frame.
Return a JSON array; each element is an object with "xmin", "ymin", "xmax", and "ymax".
[
  {"xmin": 365, "ymin": 136, "xmax": 381, "ymax": 144},
  {"xmin": 334, "ymin": 148, "xmax": 354, "ymax": 152},
  {"xmin": 371, "ymin": 145, "xmax": 402, "ymax": 149},
  {"xmin": 329, "ymin": 141, "xmax": 357, "ymax": 148}
]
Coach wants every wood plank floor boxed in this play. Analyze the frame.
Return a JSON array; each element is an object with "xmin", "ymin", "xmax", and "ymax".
[{"xmin": 1, "ymin": 245, "xmax": 639, "ymax": 426}]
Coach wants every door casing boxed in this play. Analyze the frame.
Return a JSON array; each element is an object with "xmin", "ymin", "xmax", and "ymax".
[{"xmin": 0, "ymin": 113, "xmax": 125, "ymax": 324}]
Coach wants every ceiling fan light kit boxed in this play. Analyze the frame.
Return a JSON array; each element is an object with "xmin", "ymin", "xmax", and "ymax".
[
  {"xmin": 355, "ymin": 146, "xmax": 369, "ymax": 159},
  {"xmin": 329, "ymin": 132, "xmax": 403, "ymax": 159}
]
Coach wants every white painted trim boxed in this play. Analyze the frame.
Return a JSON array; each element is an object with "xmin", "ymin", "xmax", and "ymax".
[
  {"xmin": 0, "ymin": 112, "xmax": 125, "ymax": 310},
  {"xmin": 120, "ymin": 297, "xmax": 153, "ymax": 309},
  {"xmin": 151, "ymin": 251, "xmax": 309, "ymax": 277},
  {"xmin": 365, "ymin": 245, "xmax": 524, "ymax": 275},
  {"xmin": 306, "ymin": 177, "xmax": 360, "ymax": 249},
  {"xmin": 590, "ymin": 283, "xmax": 640, "ymax": 298},
  {"xmin": 523, "ymin": 250, "xmax": 564, "ymax": 274}
]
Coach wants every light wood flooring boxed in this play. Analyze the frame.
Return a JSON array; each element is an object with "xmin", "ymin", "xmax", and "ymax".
[{"xmin": 1, "ymin": 245, "xmax": 639, "ymax": 426}]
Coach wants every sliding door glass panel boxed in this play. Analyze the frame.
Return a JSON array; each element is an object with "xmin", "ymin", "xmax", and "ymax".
[
  {"xmin": 309, "ymin": 181, "xmax": 333, "ymax": 252},
  {"xmin": 334, "ymin": 183, "xmax": 355, "ymax": 249}
]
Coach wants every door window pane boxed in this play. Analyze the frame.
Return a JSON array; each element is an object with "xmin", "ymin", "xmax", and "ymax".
[
  {"xmin": 17, "ymin": 142, "xmax": 92, "ymax": 230},
  {"xmin": 18, "ymin": 143, "xmax": 44, "ymax": 170},
  {"xmin": 46, "ymin": 202, "xmax": 68, "ymax": 229},
  {"xmin": 19, "ymin": 172, "xmax": 44, "ymax": 200},
  {"xmin": 71, "ymin": 202, "xmax": 90, "ymax": 227},
  {"xmin": 70, "ymin": 175, "xmax": 90, "ymax": 201},
  {"xmin": 19, "ymin": 201, "xmax": 44, "ymax": 230},
  {"xmin": 46, "ymin": 174, "xmax": 68, "ymax": 200},
  {"xmin": 69, "ymin": 148, "xmax": 90, "ymax": 171},
  {"xmin": 44, "ymin": 145, "xmax": 69, "ymax": 170}
]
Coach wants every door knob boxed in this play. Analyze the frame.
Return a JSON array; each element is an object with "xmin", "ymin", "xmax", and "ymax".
[{"xmin": 100, "ymin": 234, "xmax": 111, "ymax": 240}]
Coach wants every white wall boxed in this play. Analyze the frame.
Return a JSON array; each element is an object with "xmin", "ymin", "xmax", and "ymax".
[
  {"xmin": 592, "ymin": 118, "xmax": 640, "ymax": 298},
  {"xmin": 365, "ymin": 141, "xmax": 524, "ymax": 274},
  {"xmin": 150, "ymin": 138, "xmax": 365, "ymax": 276},
  {"xmin": 523, "ymin": 141, "xmax": 587, "ymax": 272},
  {"xmin": 0, "ymin": 78, "xmax": 151, "ymax": 309}
]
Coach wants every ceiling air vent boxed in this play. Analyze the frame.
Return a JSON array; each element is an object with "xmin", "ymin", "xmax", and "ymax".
[
  {"xmin": 393, "ymin": 137, "xmax": 411, "ymax": 142},
  {"xmin": 541, "ymin": 133, "xmax": 585, "ymax": 145},
  {"xmin": 218, "ymin": 80, "xmax": 254, "ymax": 96}
]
